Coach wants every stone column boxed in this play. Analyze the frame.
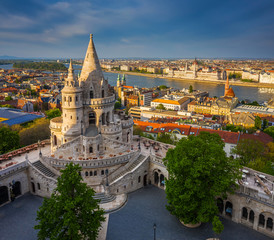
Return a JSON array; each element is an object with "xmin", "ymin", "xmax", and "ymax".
[{"xmin": 253, "ymin": 213, "xmax": 259, "ymax": 230}]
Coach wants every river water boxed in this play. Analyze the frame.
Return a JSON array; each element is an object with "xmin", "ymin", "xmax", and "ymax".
[{"xmin": 2, "ymin": 64, "xmax": 273, "ymax": 103}]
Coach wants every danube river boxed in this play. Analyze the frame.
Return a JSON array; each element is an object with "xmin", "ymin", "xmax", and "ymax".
[{"xmin": 1, "ymin": 64, "xmax": 273, "ymax": 103}]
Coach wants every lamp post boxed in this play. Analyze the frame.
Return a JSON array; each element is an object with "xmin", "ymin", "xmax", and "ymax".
[{"xmin": 153, "ymin": 223, "xmax": 156, "ymax": 240}]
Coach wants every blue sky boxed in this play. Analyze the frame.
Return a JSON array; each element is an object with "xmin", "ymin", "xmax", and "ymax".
[{"xmin": 0, "ymin": 0, "xmax": 274, "ymax": 59}]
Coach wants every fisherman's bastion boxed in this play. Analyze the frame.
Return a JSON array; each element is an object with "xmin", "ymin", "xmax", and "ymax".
[{"xmin": 0, "ymin": 35, "xmax": 273, "ymax": 238}]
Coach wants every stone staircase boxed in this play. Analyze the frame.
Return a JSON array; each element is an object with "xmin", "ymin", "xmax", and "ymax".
[
  {"xmin": 94, "ymin": 192, "xmax": 116, "ymax": 204},
  {"xmin": 32, "ymin": 160, "xmax": 56, "ymax": 178},
  {"xmin": 109, "ymin": 154, "xmax": 146, "ymax": 185}
]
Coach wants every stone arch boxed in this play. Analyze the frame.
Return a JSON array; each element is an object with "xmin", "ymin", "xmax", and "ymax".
[
  {"xmin": 13, "ymin": 181, "xmax": 21, "ymax": 197},
  {"xmin": 143, "ymin": 174, "xmax": 147, "ymax": 186},
  {"xmin": 242, "ymin": 207, "xmax": 248, "ymax": 220},
  {"xmin": 160, "ymin": 174, "xmax": 165, "ymax": 187},
  {"xmin": 154, "ymin": 171, "xmax": 159, "ymax": 185},
  {"xmin": 258, "ymin": 213, "xmax": 265, "ymax": 227},
  {"xmin": 266, "ymin": 217, "xmax": 273, "ymax": 231},
  {"xmin": 249, "ymin": 210, "xmax": 254, "ymax": 223},
  {"xmin": 31, "ymin": 182, "xmax": 35, "ymax": 193},
  {"xmin": 225, "ymin": 201, "xmax": 233, "ymax": 217},
  {"xmin": 216, "ymin": 198, "xmax": 224, "ymax": 214},
  {"xmin": 0, "ymin": 186, "xmax": 9, "ymax": 205}
]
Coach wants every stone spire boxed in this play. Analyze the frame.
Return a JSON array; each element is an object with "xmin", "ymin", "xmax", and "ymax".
[
  {"xmin": 66, "ymin": 59, "xmax": 78, "ymax": 87},
  {"xmin": 79, "ymin": 34, "xmax": 103, "ymax": 82}
]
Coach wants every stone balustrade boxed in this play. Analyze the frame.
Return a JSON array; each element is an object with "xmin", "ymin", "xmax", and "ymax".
[
  {"xmin": 0, "ymin": 161, "xmax": 28, "ymax": 179},
  {"xmin": 42, "ymin": 150, "xmax": 138, "ymax": 169},
  {"xmin": 101, "ymin": 123, "xmax": 122, "ymax": 134},
  {"xmin": 90, "ymin": 94, "xmax": 115, "ymax": 106},
  {"xmin": 121, "ymin": 118, "xmax": 134, "ymax": 128}
]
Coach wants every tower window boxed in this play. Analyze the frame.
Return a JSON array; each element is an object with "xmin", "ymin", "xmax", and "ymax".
[
  {"xmin": 69, "ymin": 97, "xmax": 72, "ymax": 102},
  {"xmin": 76, "ymin": 96, "xmax": 78, "ymax": 102},
  {"xmin": 102, "ymin": 90, "xmax": 104, "ymax": 98},
  {"xmin": 90, "ymin": 91, "xmax": 94, "ymax": 99},
  {"xmin": 64, "ymin": 97, "xmax": 66, "ymax": 102}
]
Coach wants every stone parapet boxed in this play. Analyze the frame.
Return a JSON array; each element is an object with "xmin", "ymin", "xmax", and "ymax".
[
  {"xmin": 42, "ymin": 150, "xmax": 138, "ymax": 169},
  {"xmin": 89, "ymin": 94, "xmax": 115, "ymax": 106},
  {"xmin": 0, "ymin": 161, "xmax": 27, "ymax": 180}
]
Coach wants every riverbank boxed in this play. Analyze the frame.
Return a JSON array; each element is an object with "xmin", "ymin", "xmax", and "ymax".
[{"xmin": 105, "ymin": 70, "xmax": 274, "ymax": 89}]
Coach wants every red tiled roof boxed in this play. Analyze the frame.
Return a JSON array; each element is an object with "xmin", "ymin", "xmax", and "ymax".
[{"xmin": 240, "ymin": 132, "xmax": 273, "ymax": 145}]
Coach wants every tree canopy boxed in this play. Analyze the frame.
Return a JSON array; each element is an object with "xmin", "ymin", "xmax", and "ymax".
[
  {"xmin": 156, "ymin": 104, "xmax": 166, "ymax": 110},
  {"xmin": 46, "ymin": 108, "xmax": 62, "ymax": 120},
  {"xmin": 35, "ymin": 163, "xmax": 105, "ymax": 240},
  {"xmin": 19, "ymin": 118, "xmax": 50, "ymax": 146},
  {"xmin": 264, "ymin": 126, "xmax": 274, "ymax": 139},
  {"xmin": 0, "ymin": 125, "xmax": 20, "ymax": 154},
  {"xmin": 163, "ymin": 132, "xmax": 241, "ymax": 233}
]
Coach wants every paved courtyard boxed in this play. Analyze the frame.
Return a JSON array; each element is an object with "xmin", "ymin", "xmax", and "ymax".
[
  {"xmin": 0, "ymin": 186, "xmax": 272, "ymax": 240},
  {"xmin": 107, "ymin": 186, "xmax": 271, "ymax": 240}
]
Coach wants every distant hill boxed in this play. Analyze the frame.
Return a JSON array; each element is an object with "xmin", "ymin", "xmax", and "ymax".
[{"xmin": 0, "ymin": 55, "xmax": 20, "ymax": 60}]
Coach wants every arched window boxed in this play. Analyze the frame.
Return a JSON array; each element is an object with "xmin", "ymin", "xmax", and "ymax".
[
  {"xmin": 90, "ymin": 90, "xmax": 94, "ymax": 99},
  {"xmin": 101, "ymin": 170, "xmax": 104, "ymax": 175},
  {"xmin": 85, "ymin": 171, "xmax": 88, "ymax": 176},
  {"xmin": 94, "ymin": 171, "xmax": 97, "ymax": 176},
  {"xmin": 89, "ymin": 146, "xmax": 93, "ymax": 153},
  {"xmin": 69, "ymin": 96, "xmax": 72, "ymax": 102},
  {"xmin": 259, "ymin": 214, "xmax": 265, "ymax": 227},
  {"xmin": 89, "ymin": 171, "xmax": 93, "ymax": 176},
  {"xmin": 249, "ymin": 210, "xmax": 254, "ymax": 223},
  {"xmin": 76, "ymin": 96, "xmax": 78, "ymax": 102},
  {"xmin": 242, "ymin": 207, "xmax": 248, "ymax": 220},
  {"xmin": 266, "ymin": 218, "xmax": 273, "ymax": 231},
  {"xmin": 37, "ymin": 183, "xmax": 41, "ymax": 190},
  {"xmin": 138, "ymin": 176, "xmax": 141, "ymax": 183}
]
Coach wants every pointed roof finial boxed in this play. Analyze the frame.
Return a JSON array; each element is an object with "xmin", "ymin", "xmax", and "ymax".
[
  {"xmin": 90, "ymin": 34, "xmax": 93, "ymax": 39},
  {"xmin": 69, "ymin": 59, "xmax": 73, "ymax": 71}
]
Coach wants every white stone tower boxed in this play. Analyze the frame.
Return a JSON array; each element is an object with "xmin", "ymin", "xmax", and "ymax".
[{"xmin": 61, "ymin": 60, "xmax": 83, "ymax": 142}]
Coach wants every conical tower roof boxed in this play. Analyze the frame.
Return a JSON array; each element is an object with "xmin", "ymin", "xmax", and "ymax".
[{"xmin": 80, "ymin": 34, "xmax": 104, "ymax": 82}]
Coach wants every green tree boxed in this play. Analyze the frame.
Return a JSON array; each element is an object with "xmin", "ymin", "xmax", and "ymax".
[
  {"xmin": 156, "ymin": 104, "xmax": 166, "ymax": 110},
  {"xmin": 5, "ymin": 96, "xmax": 12, "ymax": 101},
  {"xmin": 156, "ymin": 132, "xmax": 175, "ymax": 145},
  {"xmin": 163, "ymin": 132, "xmax": 240, "ymax": 234},
  {"xmin": 19, "ymin": 118, "xmax": 50, "ymax": 146},
  {"xmin": 255, "ymin": 116, "xmax": 262, "ymax": 129},
  {"xmin": 45, "ymin": 108, "xmax": 62, "ymax": 120},
  {"xmin": 133, "ymin": 125, "xmax": 143, "ymax": 136},
  {"xmin": 264, "ymin": 126, "xmax": 274, "ymax": 138},
  {"xmin": 189, "ymin": 85, "xmax": 193, "ymax": 93},
  {"xmin": 212, "ymin": 215, "xmax": 224, "ymax": 235},
  {"xmin": 0, "ymin": 125, "xmax": 20, "ymax": 154},
  {"xmin": 35, "ymin": 163, "xmax": 105, "ymax": 240},
  {"xmin": 159, "ymin": 85, "xmax": 167, "ymax": 90},
  {"xmin": 262, "ymin": 119, "xmax": 268, "ymax": 130},
  {"xmin": 232, "ymin": 139, "xmax": 265, "ymax": 165}
]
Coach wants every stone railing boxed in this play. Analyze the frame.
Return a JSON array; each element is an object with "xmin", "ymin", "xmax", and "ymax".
[
  {"xmin": 42, "ymin": 150, "xmax": 138, "ymax": 169},
  {"xmin": 149, "ymin": 154, "xmax": 165, "ymax": 166},
  {"xmin": 121, "ymin": 118, "xmax": 134, "ymax": 128},
  {"xmin": 103, "ymin": 136, "xmax": 131, "ymax": 147},
  {"xmin": 28, "ymin": 161, "xmax": 57, "ymax": 184},
  {"xmin": 101, "ymin": 123, "xmax": 122, "ymax": 134},
  {"xmin": 90, "ymin": 94, "xmax": 115, "ymax": 106},
  {"xmin": 0, "ymin": 161, "xmax": 28, "ymax": 179},
  {"xmin": 50, "ymin": 121, "xmax": 62, "ymax": 130},
  {"xmin": 106, "ymin": 150, "xmax": 141, "ymax": 183},
  {"xmin": 56, "ymin": 135, "xmax": 81, "ymax": 150},
  {"xmin": 236, "ymin": 185, "xmax": 274, "ymax": 206}
]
